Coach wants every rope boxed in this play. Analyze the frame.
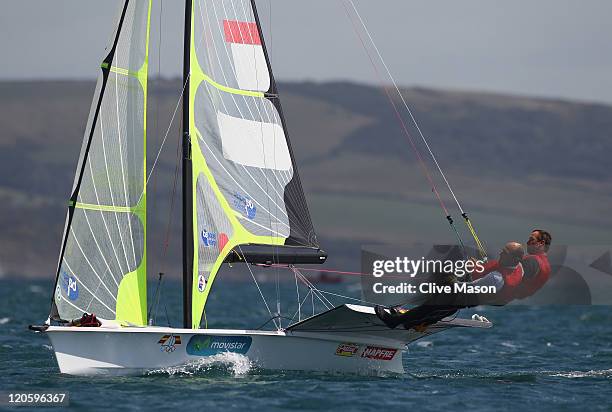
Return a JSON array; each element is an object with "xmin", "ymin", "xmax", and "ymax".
[
  {"xmin": 294, "ymin": 270, "xmax": 301, "ymax": 322},
  {"xmin": 292, "ymin": 267, "xmax": 333, "ymax": 309},
  {"xmin": 288, "ymin": 288, "xmax": 312, "ymax": 325},
  {"xmin": 464, "ymin": 213, "xmax": 488, "ymax": 259},
  {"xmin": 342, "ymin": 0, "xmax": 487, "ymax": 258},
  {"xmin": 239, "ymin": 246, "xmax": 280, "ymax": 330}
]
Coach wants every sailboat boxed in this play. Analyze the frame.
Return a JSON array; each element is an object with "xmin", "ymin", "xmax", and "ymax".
[{"xmin": 33, "ymin": 0, "xmax": 491, "ymax": 376}]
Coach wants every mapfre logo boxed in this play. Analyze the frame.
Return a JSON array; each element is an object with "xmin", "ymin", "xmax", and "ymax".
[{"xmin": 361, "ymin": 346, "xmax": 397, "ymax": 361}]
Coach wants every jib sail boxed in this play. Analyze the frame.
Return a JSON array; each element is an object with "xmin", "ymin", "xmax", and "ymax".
[{"xmin": 50, "ymin": 0, "xmax": 152, "ymax": 325}]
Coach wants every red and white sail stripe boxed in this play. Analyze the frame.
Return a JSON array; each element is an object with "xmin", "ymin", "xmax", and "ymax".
[{"xmin": 223, "ymin": 19, "xmax": 270, "ymax": 91}]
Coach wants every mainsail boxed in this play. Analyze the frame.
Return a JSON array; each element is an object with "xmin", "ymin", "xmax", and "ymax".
[
  {"xmin": 185, "ymin": 0, "xmax": 325, "ymax": 328},
  {"xmin": 50, "ymin": 1, "xmax": 152, "ymax": 325}
]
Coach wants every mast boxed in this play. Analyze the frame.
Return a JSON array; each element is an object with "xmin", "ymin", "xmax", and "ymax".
[{"xmin": 182, "ymin": 0, "xmax": 194, "ymax": 329}]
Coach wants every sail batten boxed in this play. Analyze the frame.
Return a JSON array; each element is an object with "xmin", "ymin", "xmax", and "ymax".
[
  {"xmin": 50, "ymin": 0, "xmax": 152, "ymax": 326},
  {"xmin": 186, "ymin": 0, "xmax": 324, "ymax": 328}
]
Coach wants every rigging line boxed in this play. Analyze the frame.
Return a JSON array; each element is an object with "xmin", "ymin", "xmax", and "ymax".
[
  {"xmin": 311, "ymin": 289, "xmax": 315, "ymax": 316},
  {"xmin": 293, "ymin": 268, "xmax": 333, "ymax": 309},
  {"xmin": 291, "ymin": 267, "xmax": 378, "ymax": 307},
  {"xmin": 295, "ymin": 271, "xmax": 332, "ymax": 310},
  {"xmin": 288, "ymin": 289, "xmax": 312, "ymax": 325},
  {"xmin": 316, "ymin": 289, "xmax": 379, "ymax": 307},
  {"xmin": 346, "ymin": 0, "xmax": 463, "ymax": 213},
  {"xmin": 238, "ymin": 245, "xmax": 280, "ymax": 330},
  {"xmin": 260, "ymin": 263, "xmax": 477, "ymax": 282},
  {"xmin": 339, "ymin": 2, "xmax": 450, "ymax": 220},
  {"xmin": 294, "ymin": 269, "xmax": 301, "ymax": 322},
  {"xmin": 345, "ymin": 0, "xmax": 486, "ymax": 257},
  {"xmin": 294, "ymin": 268, "xmax": 331, "ymax": 306},
  {"xmin": 138, "ymin": 72, "xmax": 190, "ymax": 208}
]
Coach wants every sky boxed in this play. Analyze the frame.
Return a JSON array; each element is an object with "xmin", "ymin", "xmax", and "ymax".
[{"xmin": 2, "ymin": 0, "xmax": 612, "ymax": 104}]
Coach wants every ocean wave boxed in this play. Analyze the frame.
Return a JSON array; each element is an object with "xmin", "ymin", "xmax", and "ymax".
[
  {"xmin": 146, "ymin": 352, "xmax": 252, "ymax": 377},
  {"xmin": 408, "ymin": 370, "xmax": 538, "ymax": 382},
  {"xmin": 0, "ymin": 317, "xmax": 10, "ymax": 325},
  {"xmin": 550, "ymin": 369, "xmax": 612, "ymax": 379}
]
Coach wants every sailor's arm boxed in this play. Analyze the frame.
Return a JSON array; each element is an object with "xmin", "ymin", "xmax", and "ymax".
[{"xmin": 470, "ymin": 259, "xmax": 498, "ymax": 281}]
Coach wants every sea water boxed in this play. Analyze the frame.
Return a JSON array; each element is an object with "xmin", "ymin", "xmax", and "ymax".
[{"xmin": 1, "ymin": 278, "xmax": 611, "ymax": 411}]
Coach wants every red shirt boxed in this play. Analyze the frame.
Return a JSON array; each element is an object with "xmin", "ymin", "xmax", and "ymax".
[
  {"xmin": 472, "ymin": 259, "xmax": 524, "ymax": 304},
  {"xmin": 513, "ymin": 252, "xmax": 551, "ymax": 299}
]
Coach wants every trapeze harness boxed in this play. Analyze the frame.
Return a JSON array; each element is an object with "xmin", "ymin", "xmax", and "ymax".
[
  {"xmin": 471, "ymin": 259, "xmax": 524, "ymax": 305},
  {"xmin": 513, "ymin": 252, "xmax": 551, "ymax": 299}
]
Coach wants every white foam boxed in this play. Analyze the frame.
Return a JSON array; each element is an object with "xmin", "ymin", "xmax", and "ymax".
[
  {"xmin": 146, "ymin": 352, "xmax": 252, "ymax": 377},
  {"xmin": 0, "ymin": 317, "xmax": 10, "ymax": 325},
  {"xmin": 551, "ymin": 369, "xmax": 612, "ymax": 379}
]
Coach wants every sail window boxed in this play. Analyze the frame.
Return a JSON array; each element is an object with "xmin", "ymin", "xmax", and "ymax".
[{"xmin": 217, "ymin": 111, "xmax": 291, "ymax": 171}]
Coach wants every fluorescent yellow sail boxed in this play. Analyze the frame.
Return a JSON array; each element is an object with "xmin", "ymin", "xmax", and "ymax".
[
  {"xmin": 51, "ymin": 1, "xmax": 152, "ymax": 326},
  {"xmin": 187, "ymin": 0, "xmax": 320, "ymax": 328}
]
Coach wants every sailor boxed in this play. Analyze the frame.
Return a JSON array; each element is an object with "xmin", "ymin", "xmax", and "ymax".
[
  {"xmin": 467, "ymin": 241, "xmax": 525, "ymax": 305},
  {"xmin": 467, "ymin": 229, "xmax": 551, "ymax": 304},
  {"xmin": 513, "ymin": 229, "xmax": 552, "ymax": 300},
  {"xmin": 375, "ymin": 229, "xmax": 552, "ymax": 329}
]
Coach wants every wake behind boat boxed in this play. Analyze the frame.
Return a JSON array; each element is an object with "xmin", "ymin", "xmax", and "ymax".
[{"xmin": 32, "ymin": 0, "xmax": 491, "ymax": 376}]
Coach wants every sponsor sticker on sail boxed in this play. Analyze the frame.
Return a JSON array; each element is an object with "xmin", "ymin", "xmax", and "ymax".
[
  {"xmin": 361, "ymin": 346, "xmax": 397, "ymax": 361},
  {"xmin": 197, "ymin": 274, "xmax": 206, "ymax": 292},
  {"xmin": 60, "ymin": 270, "xmax": 79, "ymax": 301},
  {"xmin": 335, "ymin": 343, "xmax": 360, "ymax": 357}
]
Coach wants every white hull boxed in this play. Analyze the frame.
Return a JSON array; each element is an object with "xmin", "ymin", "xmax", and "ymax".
[
  {"xmin": 47, "ymin": 327, "xmax": 404, "ymax": 376},
  {"xmin": 45, "ymin": 305, "xmax": 491, "ymax": 376}
]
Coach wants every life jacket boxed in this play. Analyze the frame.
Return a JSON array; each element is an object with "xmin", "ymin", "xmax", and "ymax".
[
  {"xmin": 496, "ymin": 264, "xmax": 524, "ymax": 304},
  {"xmin": 513, "ymin": 253, "xmax": 551, "ymax": 299},
  {"xmin": 472, "ymin": 259, "xmax": 523, "ymax": 304}
]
